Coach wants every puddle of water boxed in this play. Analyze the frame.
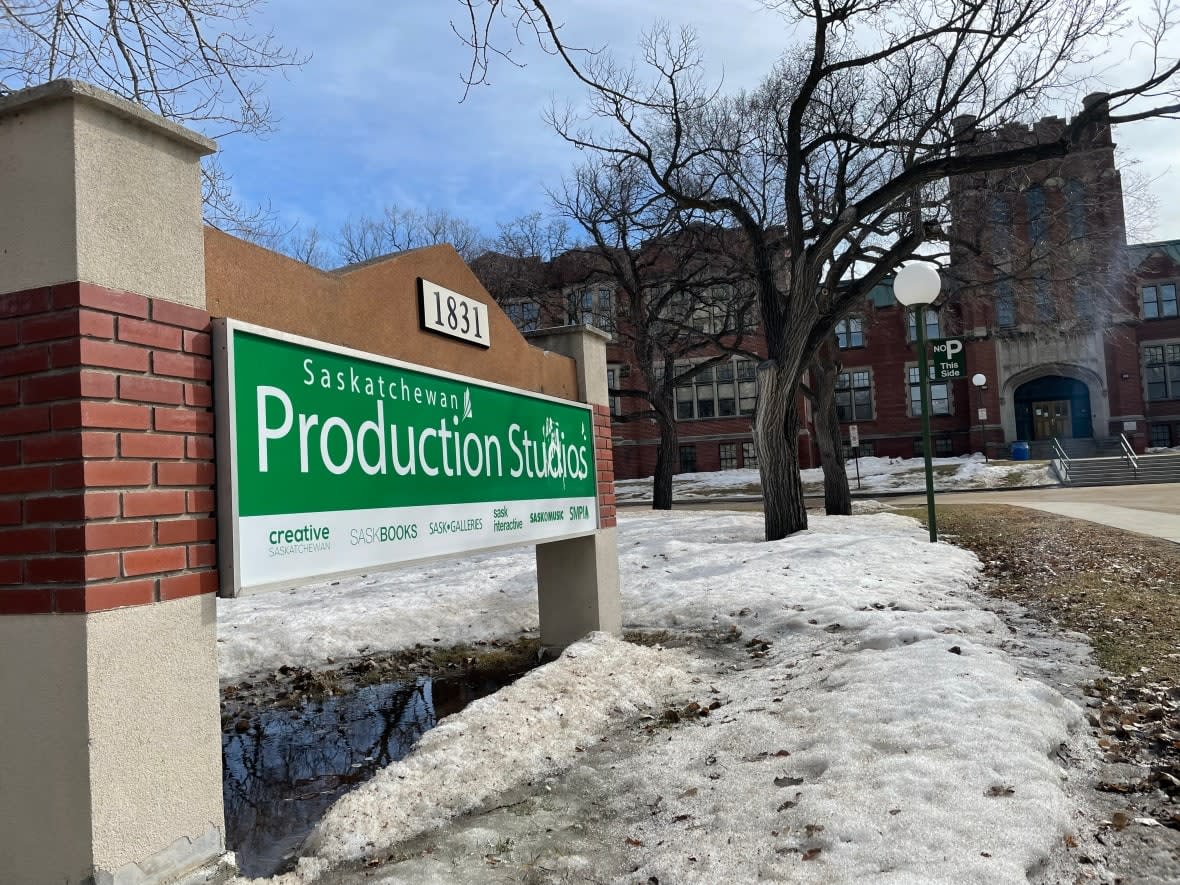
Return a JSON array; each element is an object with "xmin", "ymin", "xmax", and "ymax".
[{"xmin": 222, "ymin": 673, "xmax": 508, "ymax": 878}]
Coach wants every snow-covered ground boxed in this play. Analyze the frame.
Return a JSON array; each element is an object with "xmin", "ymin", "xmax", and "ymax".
[
  {"xmin": 224, "ymin": 511, "xmax": 1092, "ymax": 884},
  {"xmin": 614, "ymin": 453, "xmax": 1056, "ymax": 503}
]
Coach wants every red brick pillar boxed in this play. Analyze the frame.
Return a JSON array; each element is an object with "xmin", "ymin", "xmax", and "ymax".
[
  {"xmin": 1, "ymin": 283, "xmax": 217, "ymax": 613},
  {"xmin": 592, "ymin": 403, "xmax": 617, "ymax": 529}
]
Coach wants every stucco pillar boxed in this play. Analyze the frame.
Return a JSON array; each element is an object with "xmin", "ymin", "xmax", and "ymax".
[
  {"xmin": 0, "ymin": 81, "xmax": 229, "ymax": 884},
  {"xmin": 526, "ymin": 326, "xmax": 621, "ymax": 651}
]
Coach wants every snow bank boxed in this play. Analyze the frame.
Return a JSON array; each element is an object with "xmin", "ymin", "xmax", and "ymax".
[
  {"xmin": 614, "ymin": 454, "xmax": 1055, "ymax": 502},
  {"xmin": 217, "ymin": 545, "xmax": 542, "ymax": 681},
  {"xmin": 226, "ymin": 511, "xmax": 1085, "ymax": 883}
]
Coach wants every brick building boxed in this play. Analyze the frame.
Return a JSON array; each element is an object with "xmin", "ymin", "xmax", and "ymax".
[{"xmin": 476, "ymin": 98, "xmax": 1180, "ymax": 479}]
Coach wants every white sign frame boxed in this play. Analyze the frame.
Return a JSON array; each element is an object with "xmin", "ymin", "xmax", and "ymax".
[{"xmin": 213, "ymin": 318, "xmax": 598, "ymax": 596}]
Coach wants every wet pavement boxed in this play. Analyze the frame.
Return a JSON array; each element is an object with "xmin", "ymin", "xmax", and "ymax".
[{"xmin": 222, "ymin": 673, "xmax": 513, "ymax": 877}]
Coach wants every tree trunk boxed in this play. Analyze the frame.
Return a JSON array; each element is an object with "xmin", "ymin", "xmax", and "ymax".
[
  {"xmin": 650, "ymin": 394, "xmax": 678, "ymax": 510},
  {"xmin": 809, "ymin": 356, "xmax": 852, "ymax": 516},
  {"xmin": 755, "ymin": 361, "xmax": 808, "ymax": 540}
]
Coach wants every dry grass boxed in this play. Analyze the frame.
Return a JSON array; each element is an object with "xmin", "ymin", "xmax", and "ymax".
[{"xmin": 897, "ymin": 504, "xmax": 1180, "ymax": 681}]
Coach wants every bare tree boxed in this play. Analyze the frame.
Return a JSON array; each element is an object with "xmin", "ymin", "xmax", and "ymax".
[
  {"xmin": 0, "ymin": 0, "xmax": 305, "ymax": 233},
  {"xmin": 456, "ymin": 0, "xmax": 1180, "ymax": 540},
  {"xmin": 805, "ymin": 342, "xmax": 852, "ymax": 516},
  {"xmin": 553, "ymin": 156, "xmax": 759, "ymax": 509},
  {"xmin": 471, "ymin": 212, "xmax": 572, "ymax": 328},
  {"xmin": 338, "ymin": 205, "xmax": 488, "ymax": 265},
  {"xmin": 281, "ymin": 224, "xmax": 330, "ymax": 268}
]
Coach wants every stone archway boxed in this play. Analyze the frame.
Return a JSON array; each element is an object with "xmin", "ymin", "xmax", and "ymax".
[
  {"xmin": 1014, "ymin": 376, "xmax": 1092, "ymax": 440},
  {"xmin": 1000, "ymin": 363, "xmax": 1110, "ymax": 442}
]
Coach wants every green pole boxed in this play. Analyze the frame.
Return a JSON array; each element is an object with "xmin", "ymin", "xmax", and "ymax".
[{"xmin": 915, "ymin": 305, "xmax": 938, "ymax": 542}]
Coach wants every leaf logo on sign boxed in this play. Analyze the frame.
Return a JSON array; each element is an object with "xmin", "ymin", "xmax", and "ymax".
[{"xmin": 462, "ymin": 388, "xmax": 473, "ymax": 422}]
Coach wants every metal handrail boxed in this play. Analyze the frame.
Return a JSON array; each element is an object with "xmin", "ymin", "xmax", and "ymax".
[
  {"xmin": 1051, "ymin": 437, "xmax": 1071, "ymax": 479},
  {"xmin": 1119, "ymin": 433, "xmax": 1139, "ymax": 478}
]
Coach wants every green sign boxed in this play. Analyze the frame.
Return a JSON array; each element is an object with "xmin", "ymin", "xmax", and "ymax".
[
  {"xmin": 930, "ymin": 337, "xmax": 966, "ymax": 380},
  {"xmin": 215, "ymin": 321, "xmax": 598, "ymax": 594}
]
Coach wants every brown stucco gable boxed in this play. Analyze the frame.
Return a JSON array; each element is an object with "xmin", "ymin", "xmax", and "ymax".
[{"xmin": 203, "ymin": 228, "xmax": 578, "ymax": 400}]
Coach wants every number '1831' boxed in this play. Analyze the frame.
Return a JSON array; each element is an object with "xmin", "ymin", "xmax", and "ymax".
[{"xmin": 432, "ymin": 291, "xmax": 483, "ymax": 339}]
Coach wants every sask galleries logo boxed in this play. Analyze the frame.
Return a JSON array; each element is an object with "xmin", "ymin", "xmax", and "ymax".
[{"xmin": 268, "ymin": 523, "xmax": 331, "ymax": 558}]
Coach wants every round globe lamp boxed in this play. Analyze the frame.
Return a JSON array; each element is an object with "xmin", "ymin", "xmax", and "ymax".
[{"xmin": 894, "ymin": 263, "xmax": 942, "ymax": 542}]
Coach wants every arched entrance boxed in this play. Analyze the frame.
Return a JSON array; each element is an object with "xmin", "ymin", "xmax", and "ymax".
[{"xmin": 1014, "ymin": 375, "xmax": 1093, "ymax": 440}]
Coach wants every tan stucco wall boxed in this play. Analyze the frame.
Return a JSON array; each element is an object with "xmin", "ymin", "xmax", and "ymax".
[
  {"xmin": 0, "ymin": 615, "xmax": 94, "ymax": 881},
  {"xmin": 204, "ymin": 229, "xmax": 579, "ymax": 400},
  {"xmin": 536, "ymin": 527, "xmax": 622, "ymax": 651},
  {"xmin": 73, "ymin": 98, "xmax": 209, "ymax": 308},
  {"xmin": 87, "ymin": 594, "xmax": 224, "ymax": 876},
  {"xmin": 0, "ymin": 96, "xmax": 80, "ymax": 293},
  {"xmin": 0, "ymin": 80, "xmax": 213, "ymax": 305},
  {"xmin": 0, "ymin": 598, "xmax": 223, "ymax": 882},
  {"xmin": 526, "ymin": 326, "xmax": 611, "ymax": 405}
]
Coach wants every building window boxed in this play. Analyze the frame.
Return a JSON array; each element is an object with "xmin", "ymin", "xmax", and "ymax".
[
  {"xmin": 672, "ymin": 358, "xmax": 758, "ymax": 421},
  {"xmin": 836, "ymin": 369, "xmax": 873, "ymax": 421},
  {"xmin": 737, "ymin": 360, "xmax": 758, "ymax": 414},
  {"xmin": 568, "ymin": 286, "xmax": 615, "ymax": 332},
  {"xmin": 1073, "ymin": 286, "xmax": 1093, "ymax": 320},
  {"xmin": 990, "ymin": 196, "xmax": 1012, "ymax": 257},
  {"xmin": 690, "ymin": 288, "xmax": 743, "ymax": 334},
  {"xmin": 1034, "ymin": 279, "xmax": 1056, "ymax": 322},
  {"xmin": 1150, "ymin": 424, "xmax": 1173, "ymax": 447},
  {"xmin": 504, "ymin": 299, "xmax": 540, "ymax": 332},
  {"xmin": 909, "ymin": 365, "xmax": 950, "ymax": 416},
  {"xmin": 606, "ymin": 367, "xmax": 621, "ymax": 417},
  {"xmin": 742, "ymin": 441, "xmax": 757, "ymax": 469},
  {"xmin": 843, "ymin": 439, "xmax": 875, "ymax": 458},
  {"xmin": 906, "ymin": 308, "xmax": 941, "ymax": 342},
  {"xmin": 1065, "ymin": 179, "xmax": 1086, "ymax": 241},
  {"xmin": 836, "ymin": 316, "xmax": 864, "ymax": 349},
  {"xmin": 719, "ymin": 443, "xmax": 737, "ymax": 470},
  {"xmin": 996, "ymin": 280, "xmax": 1016, "ymax": 328},
  {"xmin": 678, "ymin": 445, "xmax": 697, "ymax": 473},
  {"xmin": 1142, "ymin": 284, "xmax": 1178, "ymax": 319},
  {"xmin": 1143, "ymin": 344, "xmax": 1180, "ymax": 401},
  {"xmin": 915, "ymin": 435, "xmax": 952, "ymax": 457},
  {"xmin": 1026, "ymin": 185, "xmax": 1048, "ymax": 247}
]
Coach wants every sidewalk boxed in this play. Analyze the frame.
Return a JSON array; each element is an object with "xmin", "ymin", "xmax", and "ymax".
[{"xmin": 887, "ymin": 483, "xmax": 1180, "ymax": 544}]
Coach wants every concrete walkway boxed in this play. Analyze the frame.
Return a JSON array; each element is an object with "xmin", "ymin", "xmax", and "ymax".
[
  {"xmin": 632, "ymin": 483, "xmax": 1180, "ymax": 544},
  {"xmin": 884, "ymin": 483, "xmax": 1180, "ymax": 544}
]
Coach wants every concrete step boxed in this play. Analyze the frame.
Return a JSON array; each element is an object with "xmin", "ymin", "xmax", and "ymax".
[
  {"xmin": 1058, "ymin": 453, "xmax": 1180, "ymax": 486},
  {"xmin": 1028, "ymin": 437, "xmax": 1127, "ymax": 460}
]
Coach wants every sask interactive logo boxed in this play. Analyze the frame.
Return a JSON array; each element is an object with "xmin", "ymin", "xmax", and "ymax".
[{"xmin": 268, "ymin": 523, "xmax": 331, "ymax": 558}]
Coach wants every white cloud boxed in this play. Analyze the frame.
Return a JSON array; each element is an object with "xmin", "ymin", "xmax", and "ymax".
[{"xmin": 215, "ymin": 1, "xmax": 1180, "ymax": 248}]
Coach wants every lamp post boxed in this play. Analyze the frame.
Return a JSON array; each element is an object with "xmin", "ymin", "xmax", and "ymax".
[
  {"xmin": 894, "ymin": 262, "xmax": 941, "ymax": 543},
  {"xmin": 972, "ymin": 373, "xmax": 988, "ymax": 463}
]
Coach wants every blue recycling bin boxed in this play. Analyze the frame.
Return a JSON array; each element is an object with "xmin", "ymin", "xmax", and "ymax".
[{"xmin": 1011, "ymin": 441, "xmax": 1030, "ymax": 461}]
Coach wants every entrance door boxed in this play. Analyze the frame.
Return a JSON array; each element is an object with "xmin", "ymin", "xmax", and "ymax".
[{"xmin": 1032, "ymin": 400, "xmax": 1071, "ymax": 439}]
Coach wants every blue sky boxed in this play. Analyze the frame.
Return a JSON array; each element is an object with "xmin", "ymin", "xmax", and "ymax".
[{"xmin": 214, "ymin": 1, "xmax": 1179, "ymax": 256}]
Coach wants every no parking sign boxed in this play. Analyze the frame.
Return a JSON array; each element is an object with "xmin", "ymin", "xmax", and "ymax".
[{"xmin": 930, "ymin": 338, "xmax": 966, "ymax": 380}]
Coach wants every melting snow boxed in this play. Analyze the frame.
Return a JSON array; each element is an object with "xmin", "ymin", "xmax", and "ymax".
[{"xmin": 224, "ymin": 511, "xmax": 1087, "ymax": 883}]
